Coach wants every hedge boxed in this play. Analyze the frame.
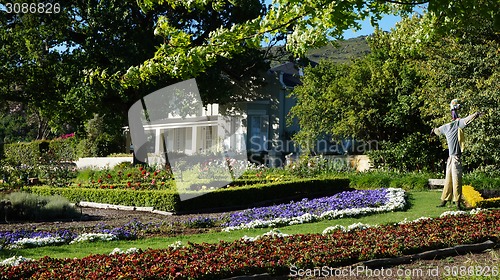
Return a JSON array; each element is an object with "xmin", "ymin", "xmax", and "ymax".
[
  {"xmin": 23, "ymin": 177, "xmax": 350, "ymax": 213},
  {"xmin": 23, "ymin": 186, "xmax": 180, "ymax": 212},
  {"xmin": 347, "ymin": 171, "xmax": 431, "ymax": 191},
  {"xmin": 177, "ymin": 177, "xmax": 350, "ymax": 213},
  {"xmin": 4, "ymin": 138, "xmax": 77, "ymax": 167}
]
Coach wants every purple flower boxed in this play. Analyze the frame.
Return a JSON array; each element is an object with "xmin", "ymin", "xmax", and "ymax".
[{"xmin": 223, "ymin": 189, "xmax": 390, "ymax": 227}]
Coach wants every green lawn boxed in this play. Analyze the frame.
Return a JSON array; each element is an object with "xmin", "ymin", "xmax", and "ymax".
[{"xmin": 1, "ymin": 190, "xmax": 458, "ymax": 260}]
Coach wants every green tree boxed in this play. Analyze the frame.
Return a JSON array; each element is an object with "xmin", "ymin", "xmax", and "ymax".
[
  {"xmin": 290, "ymin": 10, "xmax": 499, "ymax": 171},
  {"xmin": 0, "ymin": 0, "xmax": 267, "ymax": 148},
  {"xmin": 416, "ymin": 14, "xmax": 500, "ymax": 170},
  {"xmin": 125, "ymin": 0, "xmax": 499, "ymax": 88}
]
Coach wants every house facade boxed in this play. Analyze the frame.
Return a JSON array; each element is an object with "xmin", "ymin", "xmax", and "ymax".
[{"xmin": 122, "ymin": 61, "xmax": 305, "ymax": 166}]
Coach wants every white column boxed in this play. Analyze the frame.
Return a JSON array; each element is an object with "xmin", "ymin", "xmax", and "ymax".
[
  {"xmin": 192, "ymin": 126, "xmax": 198, "ymax": 155},
  {"xmin": 155, "ymin": 128, "xmax": 161, "ymax": 155}
]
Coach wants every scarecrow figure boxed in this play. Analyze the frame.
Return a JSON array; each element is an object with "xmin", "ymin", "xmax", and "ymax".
[{"xmin": 431, "ymin": 99, "xmax": 483, "ymax": 210}]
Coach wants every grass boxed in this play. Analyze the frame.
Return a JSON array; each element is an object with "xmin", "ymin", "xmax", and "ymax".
[{"xmin": 0, "ymin": 190, "xmax": 459, "ymax": 261}]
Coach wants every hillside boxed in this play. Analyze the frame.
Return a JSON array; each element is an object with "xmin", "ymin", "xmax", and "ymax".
[
  {"xmin": 267, "ymin": 35, "xmax": 371, "ymax": 67},
  {"xmin": 307, "ymin": 36, "xmax": 370, "ymax": 64}
]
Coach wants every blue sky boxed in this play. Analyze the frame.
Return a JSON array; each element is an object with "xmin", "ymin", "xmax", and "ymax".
[{"xmin": 342, "ymin": 14, "xmax": 402, "ymax": 39}]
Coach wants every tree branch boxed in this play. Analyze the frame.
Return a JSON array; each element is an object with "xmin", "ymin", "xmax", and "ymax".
[{"xmin": 382, "ymin": 0, "xmax": 429, "ymax": 5}]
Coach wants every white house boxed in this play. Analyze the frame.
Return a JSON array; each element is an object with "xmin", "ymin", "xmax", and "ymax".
[{"xmin": 123, "ymin": 59, "xmax": 311, "ymax": 167}]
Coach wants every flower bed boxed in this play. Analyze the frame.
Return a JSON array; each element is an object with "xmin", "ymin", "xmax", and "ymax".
[
  {"xmin": 74, "ymin": 166, "xmax": 174, "ymax": 190},
  {"xmin": 463, "ymin": 185, "xmax": 500, "ymax": 208},
  {"xmin": 1, "ymin": 210, "xmax": 498, "ymax": 279},
  {"xmin": 0, "ymin": 222, "xmax": 141, "ymax": 250},
  {"xmin": 222, "ymin": 188, "xmax": 406, "ymax": 231}
]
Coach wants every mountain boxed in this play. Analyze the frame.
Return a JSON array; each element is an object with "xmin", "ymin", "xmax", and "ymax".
[{"xmin": 267, "ymin": 35, "xmax": 371, "ymax": 67}]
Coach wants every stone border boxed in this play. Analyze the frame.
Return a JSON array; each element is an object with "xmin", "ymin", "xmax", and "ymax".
[
  {"xmin": 362, "ymin": 240, "xmax": 496, "ymax": 268},
  {"xmin": 78, "ymin": 201, "xmax": 173, "ymax": 216},
  {"xmin": 222, "ymin": 240, "xmax": 497, "ymax": 280}
]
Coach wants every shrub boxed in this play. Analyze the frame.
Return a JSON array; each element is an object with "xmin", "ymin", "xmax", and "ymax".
[
  {"xmin": 25, "ymin": 186, "xmax": 180, "ymax": 212},
  {"xmin": 367, "ymin": 133, "xmax": 446, "ymax": 172},
  {"xmin": 76, "ymin": 113, "xmax": 124, "ymax": 157},
  {"xmin": 178, "ymin": 177, "xmax": 351, "ymax": 213},
  {"xmin": 463, "ymin": 168, "xmax": 500, "ymax": 190},
  {"xmin": 2, "ymin": 138, "xmax": 78, "ymax": 186},
  {"xmin": 0, "ymin": 192, "xmax": 80, "ymax": 222},
  {"xmin": 73, "ymin": 164, "xmax": 174, "ymax": 190},
  {"xmin": 347, "ymin": 171, "xmax": 432, "ymax": 191}
]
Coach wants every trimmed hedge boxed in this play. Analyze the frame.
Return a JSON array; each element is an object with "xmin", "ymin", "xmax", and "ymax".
[
  {"xmin": 347, "ymin": 171, "xmax": 431, "ymax": 191},
  {"xmin": 23, "ymin": 186, "xmax": 181, "ymax": 212},
  {"xmin": 23, "ymin": 177, "xmax": 350, "ymax": 213},
  {"xmin": 178, "ymin": 177, "xmax": 350, "ymax": 213}
]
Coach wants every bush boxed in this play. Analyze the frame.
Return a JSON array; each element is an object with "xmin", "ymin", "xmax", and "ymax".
[
  {"xmin": 2, "ymin": 138, "xmax": 78, "ymax": 186},
  {"xmin": 25, "ymin": 186, "xmax": 180, "ymax": 212},
  {"xmin": 347, "ymin": 171, "xmax": 433, "ymax": 191},
  {"xmin": 368, "ymin": 133, "xmax": 446, "ymax": 172},
  {"xmin": 73, "ymin": 164, "xmax": 174, "ymax": 190},
  {"xmin": 463, "ymin": 167, "xmax": 500, "ymax": 190},
  {"xmin": 0, "ymin": 192, "xmax": 80, "ymax": 222},
  {"xmin": 76, "ymin": 114, "xmax": 124, "ymax": 157},
  {"xmin": 463, "ymin": 185, "xmax": 500, "ymax": 209}
]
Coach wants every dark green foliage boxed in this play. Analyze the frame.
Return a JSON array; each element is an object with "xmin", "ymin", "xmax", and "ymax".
[
  {"xmin": 2, "ymin": 138, "xmax": 78, "ymax": 187},
  {"xmin": 76, "ymin": 114, "xmax": 124, "ymax": 158},
  {"xmin": 368, "ymin": 133, "xmax": 447, "ymax": 172},
  {"xmin": 463, "ymin": 169, "xmax": 500, "ymax": 191},
  {"xmin": 347, "ymin": 171, "xmax": 433, "ymax": 191}
]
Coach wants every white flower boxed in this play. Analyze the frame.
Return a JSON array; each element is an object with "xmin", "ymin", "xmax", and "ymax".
[
  {"xmin": 398, "ymin": 216, "xmax": 431, "ymax": 225},
  {"xmin": 110, "ymin": 248, "xmax": 124, "ymax": 255},
  {"xmin": 168, "ymin": 241, "xmax": 183, "ymax": 250},
  {"xmin": 240, "ymin": 229, "xmax": 290, "ymax": 241},
  {"xmin": 8, "ymin": 236, "xmax": 66, "ymax": 249},
  {"xmin": 470, "ymin": 208, "xmax": 487, "ymax": 215},
  {"xmin": 110, "ymin": 247, "xmax": 139, "ymax": 255},
  {"xmin": 70, "ymin": 233, "xmax": 117, "ymax": 244},
  {"xmin": 0, "ymin": 256, "xmax": 33, "ymax": 266},
  {"xmin": 440, "ymin": 210, "xmax": 468, "ymax": 218},
  {"xmin": 125, "ymin": 247, "xmax": 139, "ymax": 254},
  {"xmin": 346, "ymin": 222, "xmax": 373, "ymax": 231},
  {"xmin": 241, "ymin": 235, "xmax": 257, "ymax": 242},
  {"xmin": 322, "ymin": 225, "xmax": 346, "ymax": 235}
]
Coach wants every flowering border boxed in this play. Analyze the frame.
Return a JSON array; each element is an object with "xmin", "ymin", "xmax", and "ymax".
[
  {"xmin": 1, "ymin": 210, "xmax": 497, "ymax": 279},
  {"xmin": 223, "ymin": 188, "xmax": 406, "ymax": 231}
]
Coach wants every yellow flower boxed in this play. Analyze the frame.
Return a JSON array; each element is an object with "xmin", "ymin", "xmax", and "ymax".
[{"xmin": 462, "ymin": 185, "xmax": 484, "ymax": 208}]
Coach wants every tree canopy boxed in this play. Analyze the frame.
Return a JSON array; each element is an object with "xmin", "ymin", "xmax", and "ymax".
[
  {"xmin": 1, "ymin": 0, "xmax": 498, "ymax": 159},
  {"xmin": 289, "ymin": 8, "xmax": 500, "ymax": 171},
  {"xmin": 0, "ymin": 0, "xmax": 267, "ymax": 142}
]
